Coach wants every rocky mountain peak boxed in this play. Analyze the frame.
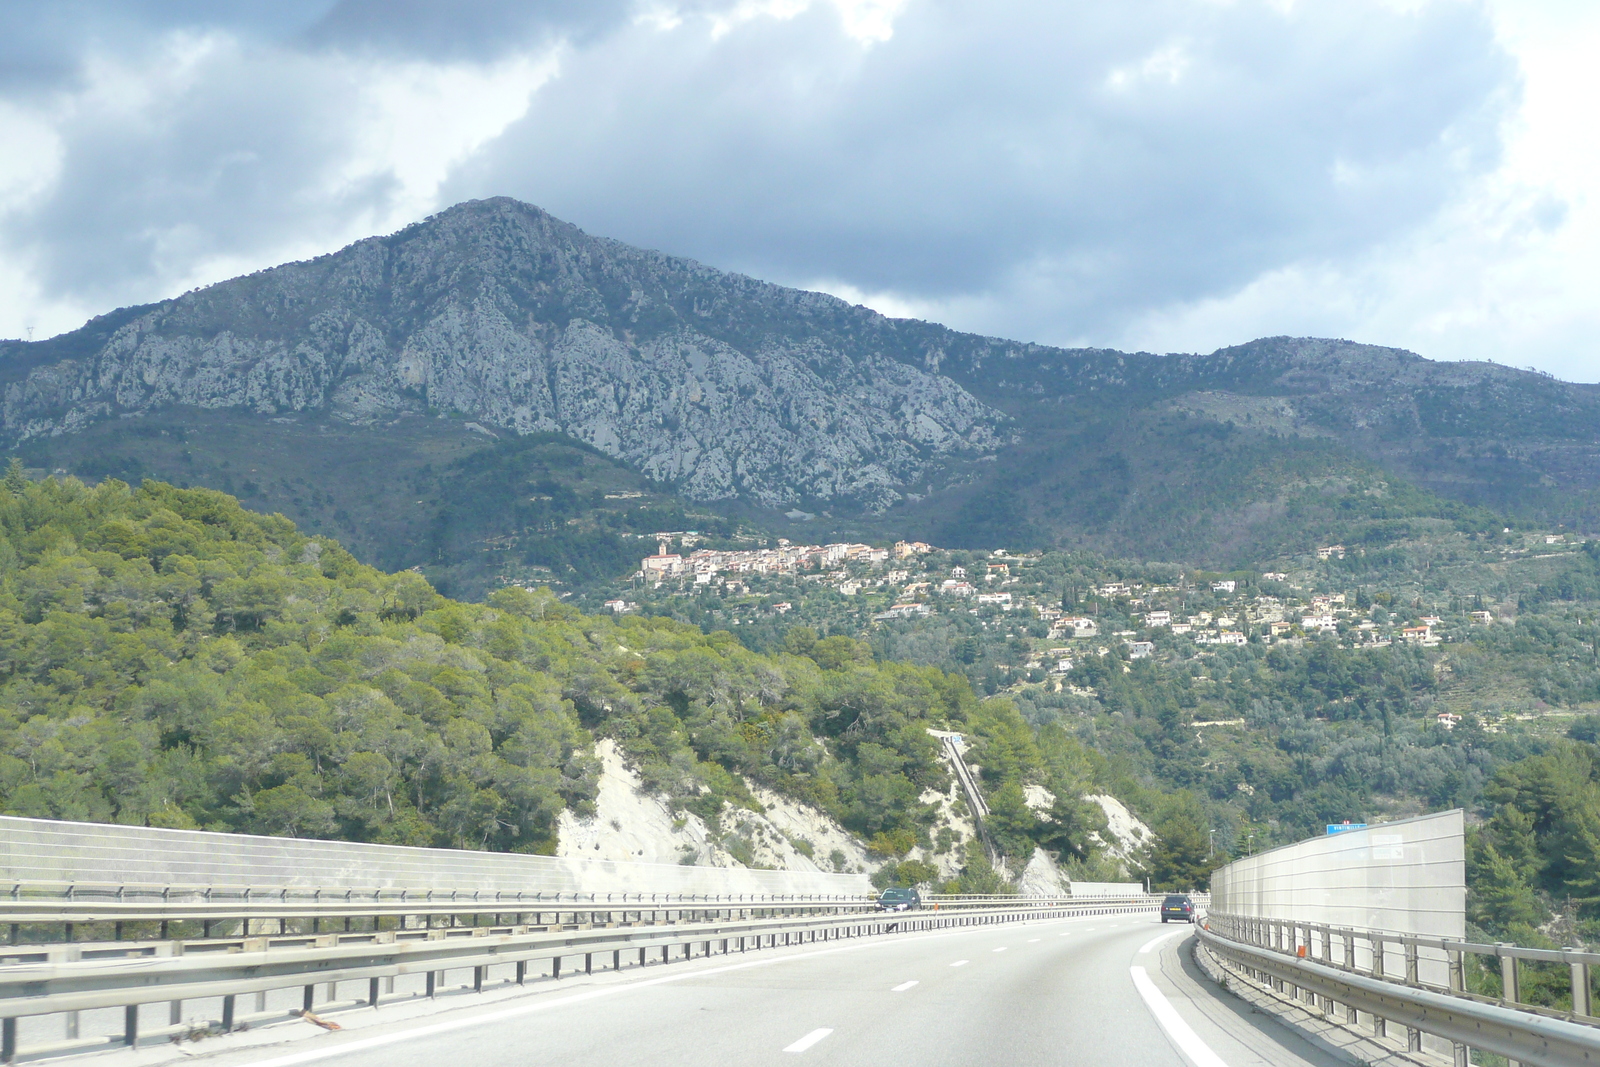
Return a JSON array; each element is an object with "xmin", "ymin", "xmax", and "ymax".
[{"xmin": 1, "ymin": 198, "xmax": 1005, "ymax": 511}]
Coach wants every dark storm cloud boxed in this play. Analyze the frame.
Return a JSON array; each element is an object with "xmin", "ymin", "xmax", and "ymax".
[
  {"xmin": 5, "ymin": 38, "xmax": 402, "ymax": 308},
  {"xmin": 0, "ymin": 0, "xmax": 1516, "ymax": 349},
  {"xmin": 304, "ymin": 0, "xmax": 637, "ymax": 60},
  {"xmin": 0, "ymin": 1, "xmax": 335, "ymax": 91},
  {"xmin": 0, "ymin": 0, "xmax": 621, "ymax": 311},
  {"xmin": 447, "ymin": 0, "xmax": 1514, "ymax": 337}
]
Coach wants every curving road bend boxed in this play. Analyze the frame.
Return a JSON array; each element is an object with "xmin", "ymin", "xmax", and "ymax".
[{"xmin": 191, "ymin": 914, "xmax": 1346, "ymax": 1067}]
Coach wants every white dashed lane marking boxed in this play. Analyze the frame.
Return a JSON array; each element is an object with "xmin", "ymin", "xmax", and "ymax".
[
  {"xmin": 950, "ymin": 960, "xmax": 969, "ymax": 968},
  {"xmin": 783, "ymin": 1029, "xmax": 834, "ymax": 1053},
  {"xmin": 891, "ymin": 981, "xmax": 918, "ymax": 992}
]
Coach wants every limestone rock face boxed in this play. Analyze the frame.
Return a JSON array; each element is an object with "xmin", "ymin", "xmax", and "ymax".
[{"xmin": 1, "ymin": 198, "xmax": 1004, "ymax": 511}]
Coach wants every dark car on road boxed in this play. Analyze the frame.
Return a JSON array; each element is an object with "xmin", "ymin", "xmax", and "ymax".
[
  {"xmin": 877, "ymin": 887, "xmax": 922, "ymax": 911},
  {"xmin": 1160, "ymin": 894, "xmax": 1196, "ymax": 923}
]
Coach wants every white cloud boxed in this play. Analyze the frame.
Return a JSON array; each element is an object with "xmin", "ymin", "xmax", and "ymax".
[
  {"xmin": 1104, "ymin": 43, "xmax": 1190, "ymax": 93},
  {"xmin": 1110, "ymin": 0, "xmax": 1600, "ymax": 381}
]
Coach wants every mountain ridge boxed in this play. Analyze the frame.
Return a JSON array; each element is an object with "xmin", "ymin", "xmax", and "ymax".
[{"xmin": 5, "ymin": 196, "xmax": 1600, "ymax": 573}]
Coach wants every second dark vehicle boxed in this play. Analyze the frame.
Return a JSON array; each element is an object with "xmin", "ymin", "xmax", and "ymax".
[
  {"xmin": 877, "ymin": 887, "xmax": 922, "ymax": 911},
  {"xmin": 1160, "ymin": 894, "xmax": 1196, "ymax": 923}
]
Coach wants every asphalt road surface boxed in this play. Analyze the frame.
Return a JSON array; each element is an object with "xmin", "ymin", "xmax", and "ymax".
[{"xmin": 193, "ymin": 913, "xmax": 1347, "ymax": 1067}]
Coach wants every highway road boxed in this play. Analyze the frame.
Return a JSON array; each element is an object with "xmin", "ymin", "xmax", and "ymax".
[{"xmin": 164, "ymin": 912, "xmax": 1346, "ymax": 1067}]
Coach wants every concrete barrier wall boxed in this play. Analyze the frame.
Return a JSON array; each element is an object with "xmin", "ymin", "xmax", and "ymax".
[{"xmin": 0, "ymin": 815, "xmax": 872, "ymax": 898}]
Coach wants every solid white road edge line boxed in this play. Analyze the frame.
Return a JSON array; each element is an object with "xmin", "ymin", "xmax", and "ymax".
[
  {"xmin": 1129, "ymin": 966, "xmax": 1229, "ymax": 1067},
  {"xmin": 783, "ymin": 1028, "xmax": 834, "ymax": 1053},
  {"xmin": 891, "ymin": 981, "xmax": 919, "ymax": 992},
  {"xmin": 1139, "ymin": 929, "xmax": 1186, "ymax": 954}
]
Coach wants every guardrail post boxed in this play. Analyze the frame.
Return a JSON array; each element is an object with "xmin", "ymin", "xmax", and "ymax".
[
  {"xmin": 3, "ymin": 1017, "xmax": 14, "ymax": 1063},
  {"xmin": 124, "ymin": 1004, "xmax": 138, "ymax": 1047},
  {"xmin": 1498, "ymin": 943, "xmax": 1520, "ymax": 1005},
  {"xmin": 168, "ymin": 1000, "xmax": 180, "ymax": 1027},
  {"xmin": 1569, "ymin": 952, "xmax": 1592, "ymax": 1018},
  {"xmin": 1315, "ymin": 924, "xmax": 1335, "ymax": 1014},
  {"xmin": 426, "ymin": 971, "xmax": 436, "ymax": 998},
  {"xmin": 369, "ymin": 977, "xmax": 380, "ymax": 1006},
  {"xmin": 303, "ymin": 985, "xmax": 314, "ymax": 1013},
  {"xmin": 1370, "ymin": 933, "xmax": 1385, "ymax": 1035},
  {"xmin": 221, "ymin": 995, "xmax": 235, "ymax": 1030}
]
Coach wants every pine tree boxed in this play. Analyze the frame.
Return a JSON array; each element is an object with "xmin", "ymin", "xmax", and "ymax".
[{"xmin": 2, "ymin": 458, "xmax": 26, "ymax": 495}]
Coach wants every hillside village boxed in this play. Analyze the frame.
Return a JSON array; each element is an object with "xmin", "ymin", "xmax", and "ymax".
[{"xmin": 593, "ymin": 530, "xmax": 1581, "ymax": 697}]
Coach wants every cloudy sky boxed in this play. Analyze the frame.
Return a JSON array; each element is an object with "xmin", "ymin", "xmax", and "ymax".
[{"xmin": 0, "ymin": 0, "xmax": 1595, "ymax": 381}]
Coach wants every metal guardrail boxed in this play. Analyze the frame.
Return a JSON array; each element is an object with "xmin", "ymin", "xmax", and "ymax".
[
  {"xmin": 0, "ymin": 897, "xmax": 1159, "ymax": 1062},
  {"xmin": 1199, "ymin": 914, "xmax": 1600, "ymax": 1067},
  {"xmin": 1204, "ymin": 912, "xmax": 1598, "ymax": 1023},
  {"xmin": 3, "ymin": 881, "xmax": 860, "ymax": 905},
  {"xmin": 0, "ymin": 881, "xmax": 1148, "ymax": 945}
]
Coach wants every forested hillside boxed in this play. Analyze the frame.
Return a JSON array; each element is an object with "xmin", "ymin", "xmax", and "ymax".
[
  {"xmin": 0, "ymin": 467, "xmax": 1122, "ymax": 887},
  {"xmin": 6, "ymin": 464, "xmax": 1596, "ymax": 923}
]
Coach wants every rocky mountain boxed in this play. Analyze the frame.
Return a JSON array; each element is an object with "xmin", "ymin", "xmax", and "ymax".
[
  {"xmin": 0, "ymin": 198, "xmax": 1002, "ymax": 513},
  {"xmin": 890, "ymin": 334, "xmax": 1600, "ymax": 559},
  {"xmin": 5, "ymin": 196, "xmax": 1599, "ymax": 574}
]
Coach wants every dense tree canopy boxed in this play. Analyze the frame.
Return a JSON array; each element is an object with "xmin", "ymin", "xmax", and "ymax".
[{"xmin": 0, "ymin": 471, "xmax": 1112, "ymax": 874}]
